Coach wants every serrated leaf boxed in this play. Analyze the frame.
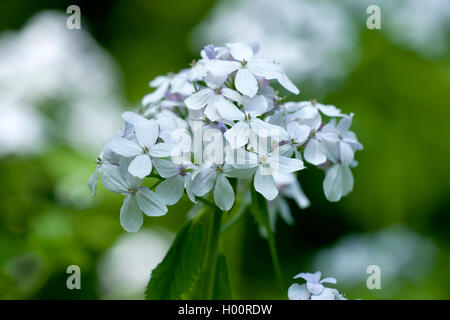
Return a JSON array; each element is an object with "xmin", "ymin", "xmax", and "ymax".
[
  {"xmin": 213, "ymin": 254, "xmax": 232, "ymax": 299},
  {"xmin": 145, "ymin": 213, "xmax": 207, "ymax": 299}
]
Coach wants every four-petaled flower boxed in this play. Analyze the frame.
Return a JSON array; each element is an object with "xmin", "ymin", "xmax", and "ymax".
[
  {"xmin": 100, "ymin": 164, "xmax": 167, "ymax": 232},
  {"xmin": 206, "ymin": 42, "xmax": 299, "ymax": 97},
  {"xmin": 110, "ymin": 118, "xmax": 173, "ymax": 179}
]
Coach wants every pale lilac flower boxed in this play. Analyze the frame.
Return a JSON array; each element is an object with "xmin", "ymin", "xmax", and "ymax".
[
  {"xmin": 191, "ymin": 162, "xmax": 254, "ymax": 211},
  {"xmin": 110, "ymin": 117, "xmax": 174, "ymax": 179},
  {"xmin": 294, "ymin": 271, "xmax": 337, "ymax": 295},
  {"xmin": 206, "ymin": 41, "xmax": 299, "ymax": 97},
  {"xmin": 184, "ymin": 74, "xmax": 242, "ymax": 121},
  {"xmin": 142, "ymin": 70, "xmax": 194, "ymax": 106},
  {"xmin": 234, "ymin": 148, "xmax": 304, "ymax": 200},
  {"xmin": 289, "ymin": 271, "xmax": 346, "ymax": 300},
  {"xmin": 153, "ymin": 158, "xmax": 198, "ymax": 205},
  {"xmin": 100, "ymin": 164, "xmax": 167, "ymax": 232},
  {"xmin": 224, "ymin": 95, "xmax": 288, "ymax": 149},
  {"xmin": 318, "ymin": 114, "xmax": 363, "ymax": 202}
]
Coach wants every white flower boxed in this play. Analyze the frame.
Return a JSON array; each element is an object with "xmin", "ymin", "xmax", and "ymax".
[
  {"xmin": 153, "ymin": 158, "xmax": 198, "ymax": 205},
  {"xmin": 184, "ymin": 74, "xmax": 242, "ymax": 121},
  {"xmin": 90, "ymin": 40, "xmax": 363, "ymax": 231},
  {"xmin": 224, "ymin": 95, "xmax": 289, "ymax": 149},
  {"xmin": 274, "ymin": 172, "xmax": 310, "ymax": 209},
  {"xmin": 318, "ymin": 114, "xmax": 363, "ymax": 166},
  {"xmin": 236, "ymin": 148, "xmax": 304, "ymax": 200},
  {"xmin": 323, "ymin": 163, "xmax": 354, "ymax": 202},
  {"xmin": 88, "ymin": 143, "xmax": 119, "ymax": 196},
  {"xmin": 267, "ymin": 173, "xmax": 310, "ymax": 230},
  {"xmin": 191, "ymin": 162, "xmax": 254, "ymax": 211},
  {"xmin": 206, "ymin": 41, "xmax": 299, "ymax": 97},
  {"xmin": 142, "ymin": 70, "xmax": 194, "ymax": 106},
  {"xmin": 288, "ymin": 271, "xmax": 346, "ymax": 300},
  {"xmin": 294, "ymin": 271, "xmax": 336, "ymax": 295},
  {"xmin": 100, "ymin": 164, "xmax": 167, "ymax": 232},
  {"xmin": 284, "ymin": 122, "xmax": 311, "ymax": 159},
  {"xmin": 318, "ymin": 114, "xmax": 363, "ymax": 202},
  {"xmin": 110, "ymin": 116, "xmax": 174, "ymax": 179}
]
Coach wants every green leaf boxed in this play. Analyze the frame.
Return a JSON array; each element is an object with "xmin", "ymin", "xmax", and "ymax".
[
  {"xmin": 145, "ymin": 212, "xmax": 208, "ymax": 299},
  {"xmin": 213, "ymin": 254, "xmax": 232, "ymax": 299}
]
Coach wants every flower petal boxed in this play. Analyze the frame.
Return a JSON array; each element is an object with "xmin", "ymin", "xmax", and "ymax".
[
  {"xmin": 141, "ymin": 81, "xmax": 169, "ymax": 105},
  {"xmin": 248, "ymin": 58, "xmax": 282, "ymax": 79},
  {"xmin": 191, "ymin": 167, "xmax": 217, "ymax": 196},
  {"xmin": 310, "ymin": 287, "xmax": 337, "ymax": 300},
  {"xmin": 242, "ymin": 95, "xmax": 268, "ymax": 116},
  {"xmin": 304, "ymin": 139, "xmax": 327, "ymax": 165},
  {"xmin": 287, "ymin": 122, "xmax": 310, "ymax": 144},
  {"xmin": 136, "ymin": 186, "xmax": 168, "ymax": 216},
  {"xmin": 156, "ymin": 175, "xmax": 185, "ymax": 205},
  {"xmin": 288, "ymin": 283, "xmax": 311, "ymax": 300},
  {"xmin": 88, "ymin": 167, "xmax": 98, "ymax": 196},
  {"xmin": 277, "ymin": 73, "xmax": 300, "ymax": 94},
  {"xmin": 254, "ymin": 166, "xmax": 278, "ymax": 200},
  {"xmin": 206, "ymin": 59, "xmax": 240, "ymax": 77},
  {"xmin": 222, "ymin": 164, "xmax": 256, "ymax": 178},
  {"xmin": 283, "ymin": 180, "xmax": 310, "ymax": 209},
  {"xmin": 120, "ymin": 195, "xmax": 143, "ymax": 232},
  {"xmin": 221, "ymin": 88, "xmax": 242, "ymax": 103},
  {"xmin": 152, "ymin": 158, "xmax": 180, "ymax": 178},
  {"xmin": 215, "ymin": 96, "xmax": 245, "ymax": 121},
  {"xmin": 110, "ymin": 137, "xmax": 142, "ymax": 157},
  {"xmin": 317, "ymin": 103, "xmax": 343, "ymax": 117},
  {"xmin": 339, "ymin": 141, "xmax": 354, "ymax": 165},
  {"xmin": 128, "ymin": 154, "xmax": 152, "ymax": 179},
  {"xmin": 99, "ymin": 164, "xmax": 130, "ymax": 195},
  {"xmin": 135, "ymin": 119, "xmax": 158, "ymax": 148},
  {"xmin": 214, "ymin": 174, "xmax": 235, "ymax": 211},
  {"xmin": 235, "ymin": 68, "xmax": 258, "ymax": 97},
  {"xmin": 307, "ymin": 282, "xmax": 324, "ymax": 295},
  {"xmin": 323, "ymin": 164, "xmax": 354, "ymax": 202},
  {"xmin": 227, "ymin": 42, "xmax": 254, "ymax": 61},
  {"xmin": 320, "ymin": 277, "xmax": 337, "ymax": 285},
  {"xmin": 184, "ymin": 88, "xmax": 212, "ymax": 110},
  {"xmin": 150, "ymin": 142, "xmax": 175, "ymax": 157},
  {"xmin": 270, "ymin": 155, "xmax": 304, "ymax": 174},
  {"xmin": 224, "ymin": 121, "xmax": 250, "ymax": 149}
]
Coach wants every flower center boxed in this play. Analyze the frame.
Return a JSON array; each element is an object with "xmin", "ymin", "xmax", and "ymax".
[
  {"xmin": 179, "ymin": 165, "xmax": 188, "ymax": 176},
  {"xmin": 128, "ymin": 187, "xmax": 138, "ymax": 194},
  {"xmin": 142, "ymin": 146, "xmax": 149, "ymax": 154}
]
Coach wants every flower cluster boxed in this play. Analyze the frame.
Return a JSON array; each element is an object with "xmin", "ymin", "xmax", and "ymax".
[
  {"xmin": 89, "ymin": 41, "xmax": 362, "ymax": 232},
  {"xmin": 288, "ymin": 271, "xmax": 347, "ymax": 300}
]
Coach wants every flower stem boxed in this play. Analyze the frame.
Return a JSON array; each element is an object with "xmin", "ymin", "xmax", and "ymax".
[
  {"xmin": 197, "ymin": 196, "xmax": 217, "ymax": 209},
  {"xmin": 266, "ymin": 226, "xmax": 285, "ymax": 294},
  {"xmin": 203, "ymin": 208, "xmax": 223, "ymax": 299}
]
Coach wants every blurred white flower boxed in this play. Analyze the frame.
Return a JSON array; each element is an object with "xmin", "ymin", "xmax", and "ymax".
[
  {"xmin": 288, "ymin": 270, "xmax": 347, "ymax": 300},
  {"xmin": 313, "ymin": 225, "xmax": 438, "ymax": 296},
  {"xmin": 100, "ymin": 164, "xmax": 167, "ymax": 232},
  {"xmin": 0, "ymin": 11, "xmax": 124, "ymax": 156},
  {"xmin": 98, "ymin": 228, "xmax": 174, "ymax": 299}
]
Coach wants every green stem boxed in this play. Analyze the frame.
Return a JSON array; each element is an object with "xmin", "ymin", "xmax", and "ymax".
[
  {"xmin": 197, "ymin": 196, "xmax": 216, "ymax": 209},
  {"xmin": 266, "ymin": 226, "xmax": 285, "ymax": 294},
  {"xmin": 203, "ymin": 208, "xmax": 222, "ymax": 299}
]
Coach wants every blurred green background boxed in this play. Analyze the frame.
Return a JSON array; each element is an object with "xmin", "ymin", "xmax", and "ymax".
[{"xmin": 0, "ymin": 0, "xmax": 449, "ymax": 299}]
